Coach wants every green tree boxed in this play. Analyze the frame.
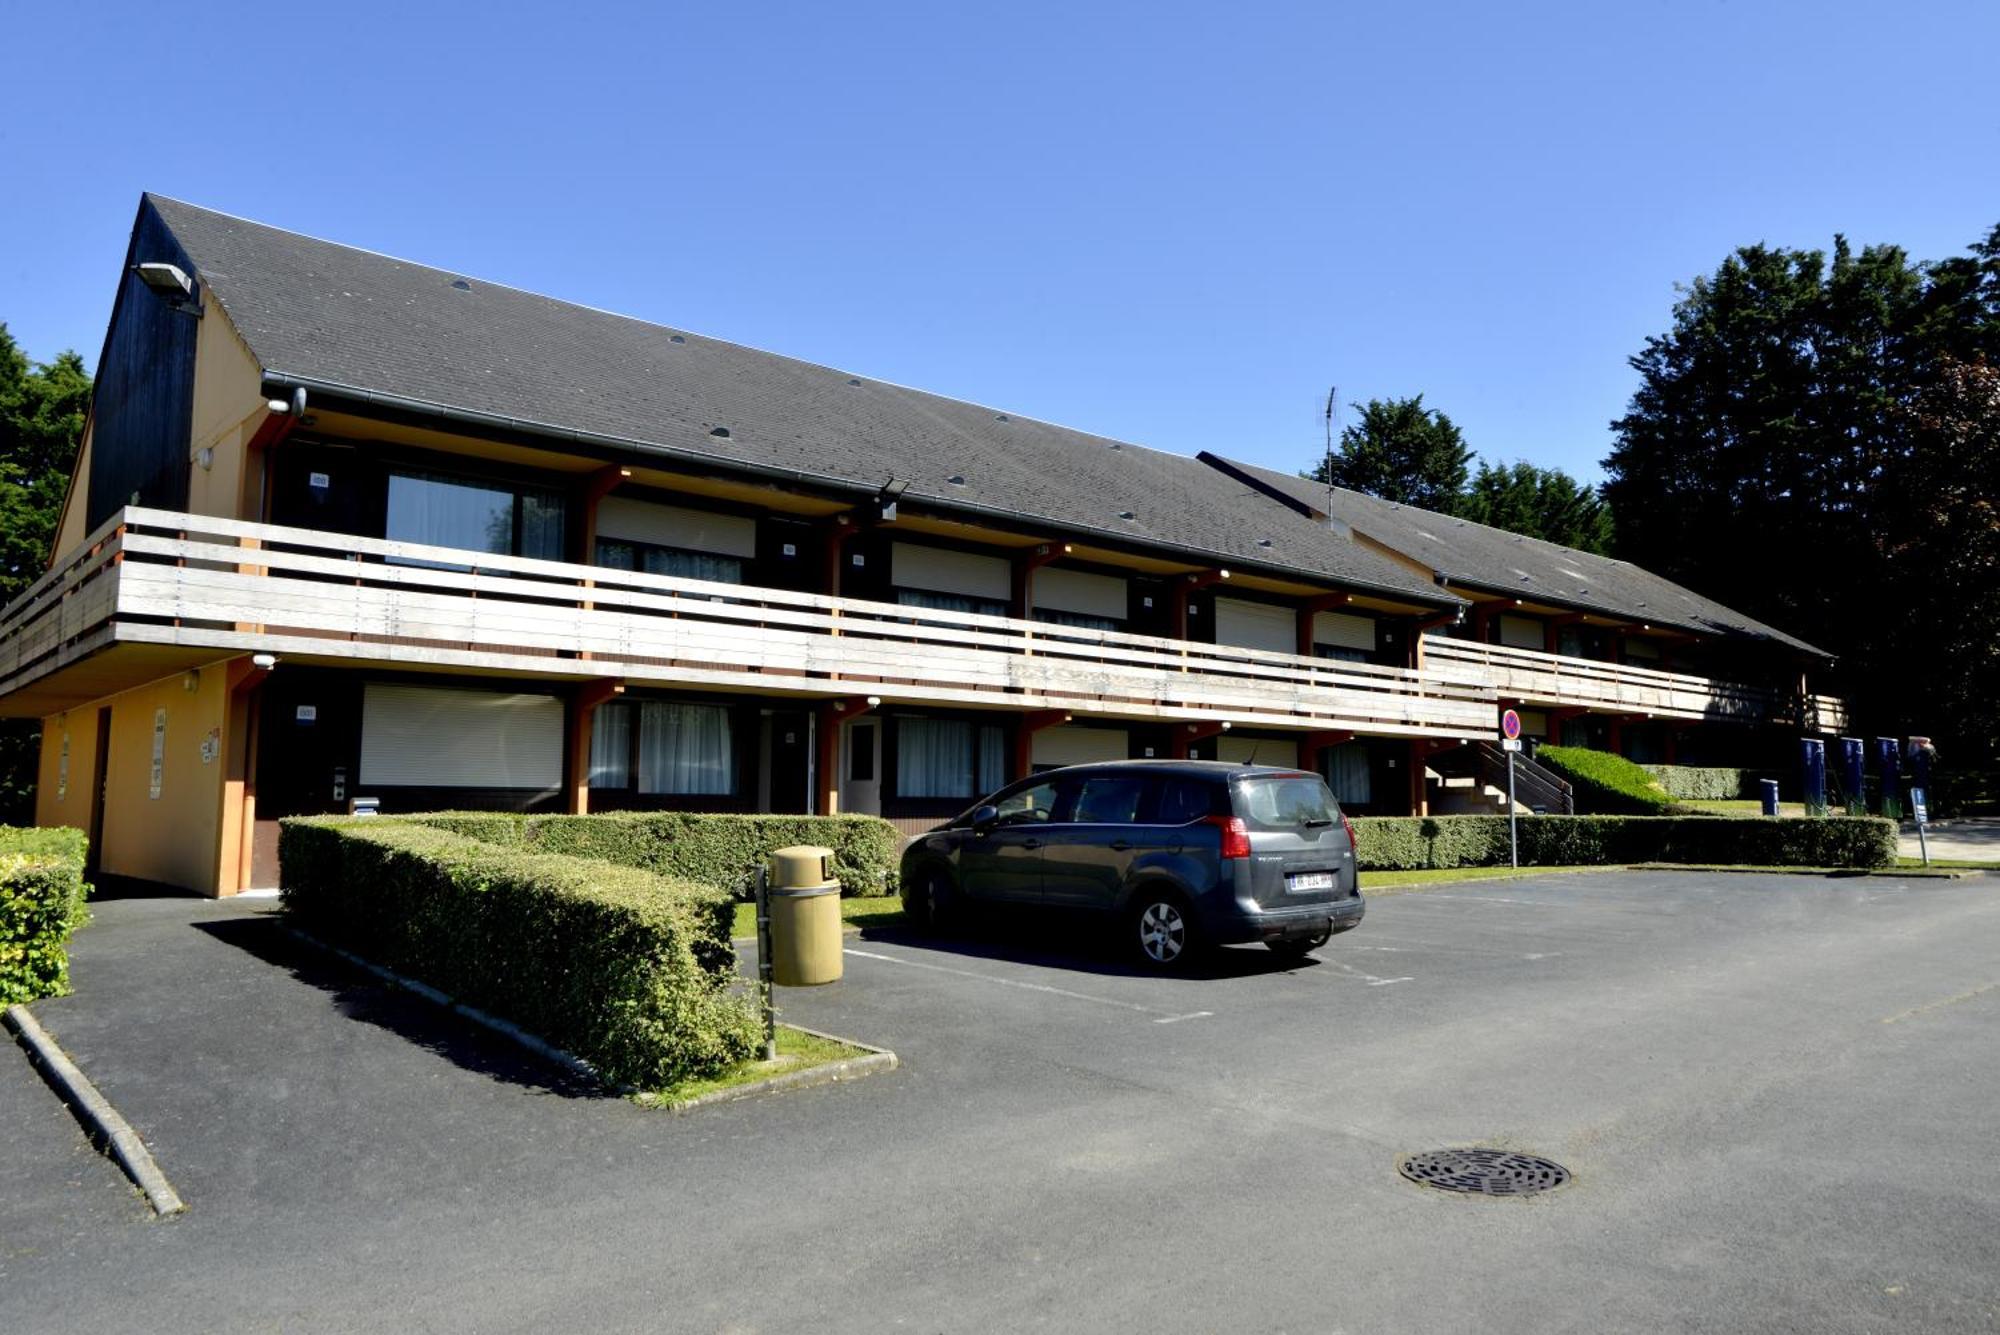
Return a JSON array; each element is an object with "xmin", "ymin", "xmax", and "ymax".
[
  {"xmin": 1603, "ymin": 226, "xmax": 2000, "ymax": 762},
  {"xmin": 1306, "ymin": 394, "xmax": 1472, "ymax": 514},
  {"xmin": 1458, "ymin": 459, "xmax": 1614, "ymax": 554},
  {"xmin": 0, "ymin": 325, "xmax": 91, "ymax": 825}
]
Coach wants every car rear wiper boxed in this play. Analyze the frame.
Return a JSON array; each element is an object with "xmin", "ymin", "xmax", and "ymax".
[{"xmin": 1302, "ymin": 817, "xmax": 1334, "ymax": 828}]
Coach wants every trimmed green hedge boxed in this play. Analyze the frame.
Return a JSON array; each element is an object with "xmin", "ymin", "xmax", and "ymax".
[
  {"xmin": 405, "ymin": 811, "xmax": 901, "ymax": 898},
  {"xmin": 1351, "ymin": 814, "xmax": 1896, "ymax": 871},
  {"xmin": 1643, "ymin": 764, "xmax": 1752, "ymax": 801},
  {"xmin": 0, "ymin": 826, "xmax": 91, "ymax": 1005},
  {"xmin": 280, "ymin": 818, "xmax": 758, "ymax": 1088},
  {"xmin": 1536, "ymin": 746, "xmax": 1672, "ymax": 814}
]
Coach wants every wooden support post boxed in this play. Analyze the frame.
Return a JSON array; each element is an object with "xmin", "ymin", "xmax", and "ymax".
[
  {"xmin": 1409, "ymin": 609, "xmax": 1460, "ymax": 669},
  {"xmin": 1408, "ymin": 737, "xmax": 1464, "ymax": 817},
  {"xmin": 815, "ymin": 696, "xmax": 877, "ymax": 815},
  {"xmin": 566, "ymin": 678, "xmax": 624, "ymax": 815},
  {"xmin": 1174, "ymin": 569, "xmax": 1230, "ymax": 643},
  {"xmin": 1012, "ymin": 709, "xmax": 1072, "ymax": 779},
  {"xmin": 1171, "ymin": 720, "xmax": 1228, "ymax": 760},
  {"xmin": 1012, "ymin": 543, "xmax": 1070, "ymax": 620},
  {"xmin": 1297, "ymin": 729, "xmax": 1355, "ymax": 777},
  {"xmin": 575, "ymin": 464, "xmax": 630, "ymax": 564}
]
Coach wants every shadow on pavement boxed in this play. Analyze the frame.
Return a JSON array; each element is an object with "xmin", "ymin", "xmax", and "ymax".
[
  {"xmin": 854, "ymin": 913, "xmax": 1322, "ymax": 982},
  {"xmin": 192, "ymin": 913, "xmax": 613, "ymax": 1101}
]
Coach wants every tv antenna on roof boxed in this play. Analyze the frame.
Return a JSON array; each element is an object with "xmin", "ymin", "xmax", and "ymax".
[{"xmin": 1322, "ymin": 385, "xmax": 1338, "ymax": 514}]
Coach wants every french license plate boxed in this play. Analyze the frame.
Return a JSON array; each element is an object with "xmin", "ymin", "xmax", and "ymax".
[{"xmin": 1287, "ymin": 872, "xmax": 1335, "ymax": 893}]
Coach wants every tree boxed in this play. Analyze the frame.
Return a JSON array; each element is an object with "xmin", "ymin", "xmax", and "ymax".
[
  {"xmin": 1603, "ymin": 226, "xmax": 2000, "ymax": 762},
  {"xmin": 1306, "ymin": 394, "xmax": 1472, "ymax": 514},
  {"xmin": 1458, "ymin": 459, "xmax": 1614, "ymax": 555},
  {"xmin": 0, "ymin": 325, "xmax": 91, "ymax": 825}
]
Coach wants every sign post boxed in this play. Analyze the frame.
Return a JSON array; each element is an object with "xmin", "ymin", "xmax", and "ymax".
[
  {"xmin": 1911, "ymin": 787, "xmax": 1930, "ymax": 867},
  {"xmin": 1500, "ymin": 710, "xmax": 1523, "ymax": 869}
]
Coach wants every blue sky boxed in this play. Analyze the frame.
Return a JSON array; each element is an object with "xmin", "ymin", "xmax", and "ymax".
[{"xmin": 3, "ymin": 1, "xmax": 1996, "ymax": 483}]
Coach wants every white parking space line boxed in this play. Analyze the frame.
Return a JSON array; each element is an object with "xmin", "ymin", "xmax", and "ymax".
[
  {"xmin": 843, "ymin": 947, "xmax": 1213, "ymax": 1023},
  {"xmin": 1320, "ymin": 958, "xmax": 1415, "ymax": 987}
]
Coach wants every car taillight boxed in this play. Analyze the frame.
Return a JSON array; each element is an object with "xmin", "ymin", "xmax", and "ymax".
[
  {"xmin": 1206, "ymin": 815, "xmax": 1251, "ymax": 860},
  {"xmin": 1339, "ymin": 809, "xmax": 1357, "ymax": 852}
]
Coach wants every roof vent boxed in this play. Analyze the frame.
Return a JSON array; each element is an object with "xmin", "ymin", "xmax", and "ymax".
[
  {"xmin": 1116, "ymin": 510, "xmax": 1136, "ymax": 521},
  {"xmin": 1109, "ymin": 442, "xmax": 1123, "ymax": 450},
  {"xmin": 670, "ymin": 334, "xmax": 686, "ymax": 344},
  {"xmin": 450, "ymin": 279, "xmax": 471, "ymax": 291},
  {"xmin": 709, "ymin": 426, "xmax": 731, "ymax": 438},
  {"xmin": 1257, "ymin": 538, "xmax": 1274, "ymax": 548},
  {"xmin": 946, "ymin": 474, "xmax": 967, "ymax": 486},
  {"xmin": 996, "ymin": 414, "xmax": 1010, "ymax": 422},
  {"xmin": 847, "ymin": 378, "xmax": 862, "ymax": 387}
]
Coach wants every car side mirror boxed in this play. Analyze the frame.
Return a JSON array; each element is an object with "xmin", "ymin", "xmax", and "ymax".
[{"xmin": 970, "ymin": 804, "xmax": 1000, "ymax": 834}]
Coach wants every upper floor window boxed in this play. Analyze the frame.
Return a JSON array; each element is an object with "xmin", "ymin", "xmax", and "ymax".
[
  {"xmin": 386, "ymin": 470, "xmax": 565, "ymax": 562},
  {"xmin": 596, "ymin": 538, "xmax": 743, "ymax": 585}
]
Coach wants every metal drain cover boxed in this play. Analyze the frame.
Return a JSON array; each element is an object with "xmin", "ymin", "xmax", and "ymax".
[{"xmin": 1398, "ymin": 1149, "xmax": 1571, "ymax": 1196}]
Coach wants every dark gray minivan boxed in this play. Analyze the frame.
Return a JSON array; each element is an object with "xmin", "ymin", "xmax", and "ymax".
[{"xmin": 899, "ymin": 760, "xmax": 1364, "ymax": 968}]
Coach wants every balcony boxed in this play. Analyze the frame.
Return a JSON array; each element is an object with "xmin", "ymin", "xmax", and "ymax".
[
  {"xmin": 0, "ymin": 508, "xmax": 1500, "ymax": 738},
  {"xmin": 1421, "ymin": 636, "xmax": 1846, "ymax": 733}
]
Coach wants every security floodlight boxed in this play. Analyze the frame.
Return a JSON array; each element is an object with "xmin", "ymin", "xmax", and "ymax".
[
  {"xmin": 876, "ymin": 478, "xmax": 910, "ymax": 522},
  {"xmin": 136, "ymin": 262, "xmax": 193, "ymax": 299}
]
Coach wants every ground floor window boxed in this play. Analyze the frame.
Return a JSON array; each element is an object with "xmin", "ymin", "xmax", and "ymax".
[
  {"xmin": 896, "ymin": 716, "xmax": 1006, "ymax": 799},
  {"xmin": 590, "ymin": 700, "xmax": 736, "ymax": 795},
  {"xmin": 1324, "ymin": 741, "xmax": 1372, "ymax": 807}
]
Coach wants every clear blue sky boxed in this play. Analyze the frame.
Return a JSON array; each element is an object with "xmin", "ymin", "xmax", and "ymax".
[{"xmin": 4, "ymin": 1, "xmax": 1996, "ymax": 483}]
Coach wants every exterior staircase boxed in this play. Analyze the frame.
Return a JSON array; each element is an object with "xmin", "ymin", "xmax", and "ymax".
[{"xmin": 1425, "ymin": 741, "xmax": 1575, "ymax": 816}]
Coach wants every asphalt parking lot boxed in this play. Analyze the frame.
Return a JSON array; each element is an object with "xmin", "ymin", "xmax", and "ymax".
[{"xmin": 5, "ymin": 870, "xmax": 1998, "ymax": 1333}]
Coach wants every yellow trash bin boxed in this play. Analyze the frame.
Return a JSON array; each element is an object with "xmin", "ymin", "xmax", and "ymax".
[{"xmin": 767, "ymin": 845, "xmax": 843, "ymax": 986}]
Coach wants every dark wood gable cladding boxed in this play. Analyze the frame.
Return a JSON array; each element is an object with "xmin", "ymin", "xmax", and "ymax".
[{"xmin": 87, "ymin": 199, "xmax": 199, "ymax": 530}]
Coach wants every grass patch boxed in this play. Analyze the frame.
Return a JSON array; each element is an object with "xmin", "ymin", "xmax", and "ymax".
[
  {"xmin": 1895, "ymin": 856, "xmax": 2000, "ymax": 870},
  {"xmin": 1673, "ymin": 799, "xmax": 1809, "ymax": 818},
  {"xmin": 1362, "ymin": 864, "xmax": 1601, "ymax": 894},
  {"xmin": 634, "ymin": 1025, "xmax": 869, "ymax": 1107},
  {"xmin": 732, "ymin": 894, "xmax": 905, "ymax": 940}
]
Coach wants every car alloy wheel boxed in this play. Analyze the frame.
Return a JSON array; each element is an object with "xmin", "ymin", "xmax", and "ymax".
[{"xmin": 1137, "ymin": 899, "xmax": 1188, "ymax": 965}]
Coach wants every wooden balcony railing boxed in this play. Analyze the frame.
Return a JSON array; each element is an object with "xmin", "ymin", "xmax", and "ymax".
[
  {"xmin": 1421, "ymin": 635, "xmax": 1838, "ymax": 731},
  {"xmin": 0, "ymin": 508, "xmax": 1498, "ymax": 738},
  {"xmin": 0, "ymin": 508, "xmax": 1853, "ymax": 738}
]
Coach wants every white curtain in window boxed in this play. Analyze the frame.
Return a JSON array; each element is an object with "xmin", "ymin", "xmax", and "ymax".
[
  {"xmin": 1325, "ymin": 742, "xmax": 1373, "ymax": 806},
  {"xmin": 638, "ymin": 702, "xmax": 735, "ymax": 795},
  {"xmin": 898, "ymin": 717, "xmax": 974, "ymax": 798},
  {"xmin": 644, "ymin": 548, "xmax": 744, "ymax": 584},
  {"xmin": 589, "ymin": 702, "xmax": 632, "ymax": 787},
  {"xmin": 386, "ymin": 473, "xmax": 514, "ymax": 556}
]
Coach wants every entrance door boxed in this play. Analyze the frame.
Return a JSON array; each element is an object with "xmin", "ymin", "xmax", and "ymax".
[
  {"xmin": 86, "ymin": 707, "xmax": 111, "ymax": 877},
  {"xmin": 767, "ymin": 710, "xmax": 811, "ymax": 813},
  {"xmin": 840, "ymin": 719, "xmax": 882, "ymax": 815}
]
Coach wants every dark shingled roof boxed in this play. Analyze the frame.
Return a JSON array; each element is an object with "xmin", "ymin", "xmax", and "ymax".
[
  {"xmin": 1201, "ymin": 453, "xmax": 1832, "ymax": 659},
  {"xmin": 144, "ymin": 195, "xmax": 1458, "ymax": 609}
]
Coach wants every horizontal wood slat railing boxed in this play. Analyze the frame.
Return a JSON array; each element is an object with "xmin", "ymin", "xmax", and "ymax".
[
  {"xmin": 0, "ymin": 508, "xmax": 1849, "ymax": 738},
  {"xmin": 1421, "ymin": 635, "xmax": 1806, "ymax": 726}
]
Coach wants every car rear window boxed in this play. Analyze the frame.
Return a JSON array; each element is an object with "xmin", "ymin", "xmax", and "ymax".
[
  {"xmin": 1156, "ymin": 778, "xmax": 1226, "ymax": 824},
  {"xmin": 1232, "ymin": 773, "xmax": 1339, "ymax": 830}
]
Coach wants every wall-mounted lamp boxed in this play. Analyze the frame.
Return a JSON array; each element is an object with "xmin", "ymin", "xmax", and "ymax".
[
  {"xmin": 183, "ymin": 670, "xmax": 201, "ymax": 693},
  {"xmin": 251, "ymin": 653, "xmax": 278, "ymax": 670},
  {"xmin": 136, "ymin": 262, "xmax": 202, "ymax": 318},
  {"xmin": 196, "ymin": 447, "xmax": 214, "ymax": 471}
]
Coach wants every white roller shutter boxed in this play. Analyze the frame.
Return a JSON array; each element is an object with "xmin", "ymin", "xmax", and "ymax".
[
  {"xmin": 891, "ymin": 542, "xmax": 1012, "ymax": 601},
  {"xmin": 597, "ymin": 498, "xmax": 756, "ymax": 557},
  {"xmin": 1033, "ymin": 567, "xmax": 1127, "ymax": 620},
  {"xmin": 1213, "ymin": 597, "xmax": 1295, "ymax": 655},
  {"xmin": 1497, "ymin": 614, "xmax": 1545, "ymax": 650},
  {"xmin": 1217, "ymin": 736, "xmax": 1300, "ymax": 769},
  {"xmin": 360, "ymin": 684, "xmax": 563, "ymax": 788},
  {"xmin": 1312, "ymin": 610, "xmax": 1376, "ymax": 654},
  {"xmin": 1031, "ymin": 726, "xmax": 1129, "ymax": 768}
]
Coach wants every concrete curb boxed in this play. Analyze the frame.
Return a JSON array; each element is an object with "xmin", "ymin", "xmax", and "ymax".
[
  {"xmin": 1624, "ymin": 863, "xmax": 1977, "ymax": 880},
  {"xmin": 284, "ymin": 928, "xmax": 628, "ymax": 1094},
  {"xmin": 637, "ymin": 1025, "xmax": 899, "ymax": 1114},
  {"xmin": 4, "ymin": 1003, "xmax": 187, "ymax": 1217}
]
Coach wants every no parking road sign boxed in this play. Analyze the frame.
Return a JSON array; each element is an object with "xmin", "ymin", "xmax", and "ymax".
[
  {"xmin": 1499, "ymin": 709, "xmax": 1523, "ymax": 867},
  {"xmin": 1500, "ymin": 708, "xmax": 1523, "ymax": 752}
]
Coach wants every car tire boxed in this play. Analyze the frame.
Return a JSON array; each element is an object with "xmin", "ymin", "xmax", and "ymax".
[
  {"xmin": 1267, "ymin": 929, "xmax": 1332, "ymax": 960},
  {"xmin": 1129, "ymin": 889, "xmax": 1200, "ymax": 969},
  {"xmin": 919, "ymin": 869, "xmax": 961, "ymax": 933}
]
